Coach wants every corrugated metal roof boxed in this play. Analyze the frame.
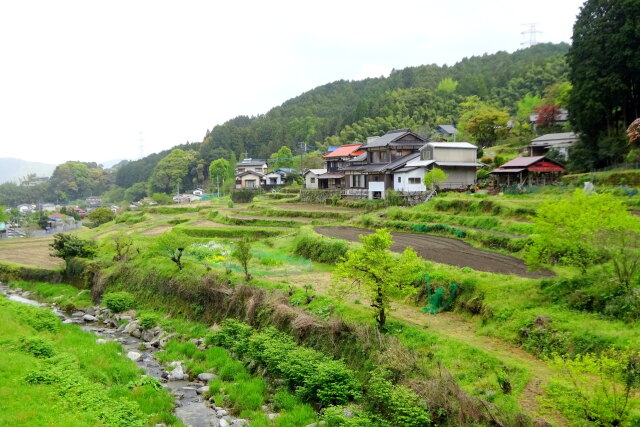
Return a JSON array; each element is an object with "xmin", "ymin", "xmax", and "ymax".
[
  {"xmin": 304, "ymin": 169, "xmax": 327, "ymax": 176},
  {"xmin": 498, "ymin": 156, "xmax": 546, "ymax": 168},
  {"xmin": 423, "ymin": 142, "xmax": 477, "ymax": 149},
  {"xmin": 434, "ymin": 161, "xmax": 484, "ymax": 167},
  {"xmin": 394, "ymin": 167, "xmax": 419, "ymax": 173},
  {"xmin": 489, "ymin": 168, "xmax": 526, "ymax": 174},
  {"xmin": 318, "ymin": 172, "xmax": 345, "ymax": 179},
  {"xmin": 530, "ymin": 132, "xmax": 579, "ymax": 146}
]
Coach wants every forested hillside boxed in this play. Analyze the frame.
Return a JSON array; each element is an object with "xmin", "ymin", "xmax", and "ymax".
[
  {"xmin": 197, "ymin": 43, "xmax": 569, "ymax": 161},
  {"xmin": 0, "ymin": 42, "xmax": 583, "ymax": 206},
  {"xmin": 109, "ymin": 42, "xmax": 571, "ymax": 196}
]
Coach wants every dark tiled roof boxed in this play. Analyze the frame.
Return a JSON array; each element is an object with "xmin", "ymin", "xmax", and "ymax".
[
  {"xmin": 385, "ymin": 152, "xmax": 421, "ymax": 171},
  {"xmin": 436, "ymin": 125, "xmax": 458, "ymax": 135},
  {"xmin": 361, "ymin": 129, "xmax": 426, "ymax": 148}
]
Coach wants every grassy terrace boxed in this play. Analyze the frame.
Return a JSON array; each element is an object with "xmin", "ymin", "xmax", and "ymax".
[{"xmin": 0, "ymin": 187, "xmax": 639, "ymax": 425}]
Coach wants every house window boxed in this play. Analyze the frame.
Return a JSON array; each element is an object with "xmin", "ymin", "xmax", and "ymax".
[
  {"xmin": 408, "ymin": 177, "xmax": 421, "ymax": 184},
  {"xmin": 397, "ymin": 176, "xmax": 401, "ymax": 183},
  {"xmin": 310, "ymin": 178, "xmax": 316, "ymax": 183},
  {"xmin": 351, "ymin": 175, "xmax": 364, "ymax": 187},
  {"xmin": 246, "ymin": 180, "xmax": 256, "ymax": 188}
]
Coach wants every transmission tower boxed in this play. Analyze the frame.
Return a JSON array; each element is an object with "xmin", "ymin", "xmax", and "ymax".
[
  {"xmin": 521, "ymin": 23, "xmax": 542, "ymax": 47},
  {"xmin": 139, "ymin": 131, "xmax": 144, "ymax": 159}
]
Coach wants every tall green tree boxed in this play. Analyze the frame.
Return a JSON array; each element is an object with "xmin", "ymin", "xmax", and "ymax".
[
  {"xmin": 567, "ymin": 0, "xmax": 640, "ymax": 170},
  {"xmin": 464, "ymin": 109, "xmax": 511, "ymax": 145},
  {"xmin": 209, "ymin": 158, "xmax": 230, "ymax": 193},
  {"xmin": 269, "ymin": 146, "xmax": 294, "ymax": 170},
  {"xmin": 148, "ymin": 149, "xmax": 196, "ymax": 194},
  {"xmin": 333, "ymin": 229, "xmax": 422, "ymax": 331}
]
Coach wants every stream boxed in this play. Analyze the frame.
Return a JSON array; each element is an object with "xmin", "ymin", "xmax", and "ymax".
[{"xmin": 0, "ymin": 283, "xmax": 245, "ymax": 427}]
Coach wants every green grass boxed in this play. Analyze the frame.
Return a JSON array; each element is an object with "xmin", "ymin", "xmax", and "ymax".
[
  {"xmin": 8, "ymin": 280, "xmax": 92, "ymax": 309},
  {"xmin": 0, "ymin": 295, "xmax": 180, "ymax": 426}
]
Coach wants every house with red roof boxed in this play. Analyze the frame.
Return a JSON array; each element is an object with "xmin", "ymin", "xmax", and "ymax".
[
  {"xmin": 317, "ymin": 143, "xmax": 364, "ymax": 189},
  {"xmin": 490, "ymin": 156, "xmax": 564, "ymax": 187}
]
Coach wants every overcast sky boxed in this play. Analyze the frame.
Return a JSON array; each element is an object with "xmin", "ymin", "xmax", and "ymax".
[{"xmin": 0, "ymin": 0, "xmax": 585, "ymax": 165}]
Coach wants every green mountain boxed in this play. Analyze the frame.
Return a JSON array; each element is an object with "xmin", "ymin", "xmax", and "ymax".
[{"xmin": 116, "ymin": 43, "xmax": 569, "ymax": 188}]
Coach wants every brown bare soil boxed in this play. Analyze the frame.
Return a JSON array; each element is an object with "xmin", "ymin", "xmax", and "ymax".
[
  {"xmin": 0, "ymin": 237, "xmax": 62, "ymax": 269},
  {"xmin": 188, "ymin": 219, "xmax": 228, "ymax": 228},
  {"xmin": 314, "ymin": 226, "xmax": 552, "ymax": 278}
]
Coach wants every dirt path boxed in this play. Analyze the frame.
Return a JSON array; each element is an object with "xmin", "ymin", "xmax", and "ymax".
[
  {"xmin": 315, "ymin": 226, "xmax": 551, "ymax": 278},
  {"xmin": 271, "ymin": 271, "xmax": 566, "ymax": 425}
]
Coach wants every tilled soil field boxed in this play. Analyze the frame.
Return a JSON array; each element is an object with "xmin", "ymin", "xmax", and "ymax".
[{"xmin": 315, "ymin": 226, "xmax": 552, "ymax": 278}]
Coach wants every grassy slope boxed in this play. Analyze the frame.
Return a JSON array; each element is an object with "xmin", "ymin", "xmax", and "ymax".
[{"xmin": 0, "ymin": 294, "xmax": 180, "ymax": 426}]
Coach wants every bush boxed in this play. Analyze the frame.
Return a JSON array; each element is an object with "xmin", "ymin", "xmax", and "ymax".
[
  {"xmin": 230, "ymin": 189, "xmax": 262, "ymax": 203},
  {"xmin": 50, "ymin": 233, "xmax": 97, "ymax": 260},
  {"xmin": 138, "ymin": 312, "xmax": 160, "ymax": 329},
  {"xmin": 102, "ymin": 291, "xmax": 136, "ymax": 313},
  {"xmin": 20, "ymin": 337, "xmax": 56, "ymax": 358},
  {"xmin": 298, "ymin": 360, "xmax": 361, "ymax": 406},
  {"xmin": 294, "ymin": 231, "xmax": 349, "ymax": 264},
  {"xmin": 87, "ymin": 207, "xmax": 116, "ymax": 227},
  {"xmin": 365, "ymin": 369, "xmax": 431, "ymax": 426}
]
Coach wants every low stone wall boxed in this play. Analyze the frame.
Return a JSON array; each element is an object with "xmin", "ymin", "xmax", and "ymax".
[
  {"xmin": 401, "ymin": 191, "xmax": 432, "ymax": 206},
  {"xmin": 300, "ymin": 189, "xmax": 341, "ymax": 203}
]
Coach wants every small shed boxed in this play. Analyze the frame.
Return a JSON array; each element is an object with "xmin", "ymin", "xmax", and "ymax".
[
  {"xmin": 490, "ymin": 156, "xmax": 564, "ymax": 186},
  {"xmin": 303, "ymin": 169, "xmax": 327, "ymax": 189}
]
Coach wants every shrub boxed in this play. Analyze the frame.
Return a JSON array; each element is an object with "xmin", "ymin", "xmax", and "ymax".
[
  {"xmin": 230, "ymin": 189, "xmax": 262, "ymax": 203},
  {"xmin": 20, "ymin": 337, "xmax": 56, "ymax": 358},
  {"xmin": 87, "ymin": 207, "xmax": 116, "ymax": 226},
  {"xmin": 294, "ymin": 231, "xmax": 348, "ymax": 264},
  {"xmin": 365, "ymin": 369, "xmax": 431, "ymax": 426},
  {"xmin": 298, "ymin": 360, "xmax": 361, "ymax": 406},
  {"xmin": 102, "ymin": 291, "xmax": 136, "ymax": 313},
  {"xmin": 138, "ymin": 312, "xmax": 160, "ymax": 329},
  {"xmin": 50, "ymin": 233, "xmax": 97, "ymax": 260},
  {"xmin": 13, "ymin": 304, "xmax": 60, "ymax": 332},
  {"xmin": 227, "ymin": 200, "xmax": 234, "ymax": 208}
]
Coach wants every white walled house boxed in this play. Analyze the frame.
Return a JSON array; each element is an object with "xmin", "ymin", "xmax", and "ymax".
[
  {"xmin": 394, "ymin": 142, "xmax": 482, "ymax": 191},
  {"xmin": 235, "ymin": 171, "xmax": 264, "ymax": 189},
  {"xmin": 303, "ymin": 169, "xmax": 327, "ymax": 189},
  {"xmin": 394, "ymin": 166, "xmax": 428, "ymax": 192},
  {"xmin": 264, "ymin": 172, "xmax": 284, "ymax": 186}
]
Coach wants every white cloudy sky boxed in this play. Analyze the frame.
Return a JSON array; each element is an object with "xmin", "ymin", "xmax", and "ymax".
[{"xmin": 0, "ymin": 0, "xmax": 585, "ymax": 165}]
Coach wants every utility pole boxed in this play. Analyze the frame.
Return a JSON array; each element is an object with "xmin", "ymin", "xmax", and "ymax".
[{"xmin": 298, "ymin": 142, "xmax": 307, "ymax": 177}]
